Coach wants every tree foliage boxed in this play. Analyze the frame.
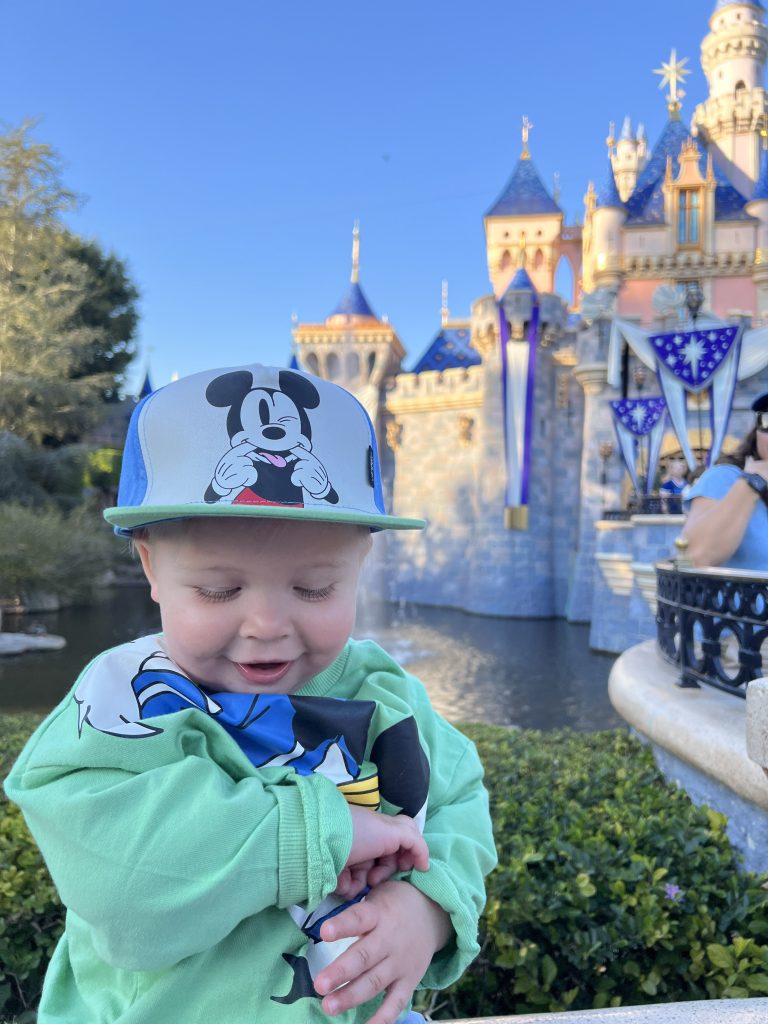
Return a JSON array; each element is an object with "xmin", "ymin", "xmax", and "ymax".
[{"xmin": 0, "ymin": 121, "xmax": 139, "ymax": 442}]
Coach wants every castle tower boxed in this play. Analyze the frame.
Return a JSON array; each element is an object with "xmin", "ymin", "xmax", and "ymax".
[
  {"xmin": 589, "ymin": 160, "xmax": 627, "ymax": 291},
  {"xmin": 484, "ymin": 118, "xmax": 564, "ymax": 297},
  {"xmin": 747, "ymin": 145, "xmax": 768, "ymax": 314},
  {"xmin": 612, "ymin": 117, "xmax": 649, "ymax": 201},
  {"xmin": 291, "ymin": 223, "xmax": 405, "ymax": 405},
  {"xmin": 693, "ymin": 0, "xmax": 768, "ymax": 195}
]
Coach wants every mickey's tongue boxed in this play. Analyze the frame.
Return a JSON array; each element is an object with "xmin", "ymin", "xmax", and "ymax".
[{"xmin": 261, "ymin": 452, "xmax": 287, "ymax": 468}]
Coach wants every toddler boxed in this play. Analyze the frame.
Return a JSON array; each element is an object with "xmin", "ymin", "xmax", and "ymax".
[{"xmin": 6, "ymin": 364, "xmax": 496, "ymax": 1024}]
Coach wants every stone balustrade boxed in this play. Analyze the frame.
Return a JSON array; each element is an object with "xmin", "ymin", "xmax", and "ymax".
[{"xmin": 449, "ymin": 1000, "xmax": 768, "ymax": 1022}]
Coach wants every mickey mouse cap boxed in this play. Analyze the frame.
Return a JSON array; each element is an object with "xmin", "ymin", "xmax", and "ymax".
[{"xmin": 104, "ymin": 364, "xmax": 426, "ymax": 534}]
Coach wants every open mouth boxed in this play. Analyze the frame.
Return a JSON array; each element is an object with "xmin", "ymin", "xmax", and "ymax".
[{"xmin": 234, "ymin": 660, "xmax": 292, "ymax": 686}]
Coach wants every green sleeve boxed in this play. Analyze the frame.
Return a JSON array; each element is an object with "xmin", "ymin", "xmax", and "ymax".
[
  {"xmin": 5, "ymin": 716, "xmax": 352, "ymax": 972},
  {"xmin": 408, "ymin": 732, "xmax": 497, "ymax": 990}
]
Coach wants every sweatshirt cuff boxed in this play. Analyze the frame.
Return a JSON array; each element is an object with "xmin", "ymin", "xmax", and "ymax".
[
  {"xmin": 407, "ymin": 859, "xmax": 481, "ymax": 990},
  {"xmin": 276, "ymin": 774, "xmax": 353, "ymax": 908}
]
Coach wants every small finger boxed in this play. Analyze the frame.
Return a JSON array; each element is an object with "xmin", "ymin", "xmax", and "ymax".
[
  {"xmin": 365, "ymin": 980, "xmax": 413, "ymax": 1024},
  {"xmin": 320, "ymin": 900, "xmax": 378, "ymax": 944},
  {"xmin": 320, "ymin": 956, "xmax": 394, "ymax": 1016}
]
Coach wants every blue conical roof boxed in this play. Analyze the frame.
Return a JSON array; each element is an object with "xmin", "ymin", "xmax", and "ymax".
[
  {"xmin": 485, "ymin": 158, "xmax": 562, "ymax": 217},
  {"xmin": 752, "ymin": 149, "xmax": 768, "ymax": 203},
  {"xmin": 506, "ymin": 266, "xmax": 537, "ymax": 293},
  {"xmin": 138, "ymin": 372, "xmax": 153, "ymax": 399},
  {"xmin": 597, "ymin": 160, "xmax": 624, "ymax": 209},
  {"xmin": 329, "ymin": 281, "xmax": 377, "ymax": 319},
  {"xmin": 624, "ymin": 118, "xmax": 753, "ymax": 225},
  {"xmin": 411, "ymin": 325, "xmax": 481, "ymax": 374}
]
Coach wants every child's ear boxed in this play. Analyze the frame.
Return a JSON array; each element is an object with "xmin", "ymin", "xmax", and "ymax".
[{"xmin": 135, "ymin": 540, "xmax": 160, "ymax": 603}]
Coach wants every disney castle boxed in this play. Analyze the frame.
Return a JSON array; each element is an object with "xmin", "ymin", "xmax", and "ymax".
[{"xmin": 290, "ymin": 0, "xmax": 768, "ymax": 636}]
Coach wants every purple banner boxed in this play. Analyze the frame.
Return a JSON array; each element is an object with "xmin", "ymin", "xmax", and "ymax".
[
  {"xmin": 648, "ymin": 326, "xmax": 739, "ymax": 391},
  {"xmin": 609, "ymin": 396, "xmax": 667, "ymax": 438},
  {"xmin": 520, "ymin": 305, "xmax": 539, "ymax": 506}
]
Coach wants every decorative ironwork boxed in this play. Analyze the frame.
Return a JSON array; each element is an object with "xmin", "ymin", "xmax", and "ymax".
[{"xmin": 656, "ymin": 562, "xmax": 768, "ymax": 697}]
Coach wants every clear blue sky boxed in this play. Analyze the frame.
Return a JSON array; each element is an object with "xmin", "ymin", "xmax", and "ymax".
[{"xmin": 2, "ymin": 1, "xmax": 722, "ymax": 392}]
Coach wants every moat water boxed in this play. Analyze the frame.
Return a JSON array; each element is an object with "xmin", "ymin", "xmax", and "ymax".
[{"xmin": 0, "ymin": 587, "xmax": 622, "ymax": 730}]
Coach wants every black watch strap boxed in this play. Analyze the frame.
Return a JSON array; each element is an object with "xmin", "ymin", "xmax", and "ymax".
[{"xmin": 740, "ymin": 471, "xmax": 768, "ymax": 496}]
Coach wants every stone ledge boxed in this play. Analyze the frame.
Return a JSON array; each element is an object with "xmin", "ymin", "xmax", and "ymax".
[
  {"xmin": 609, "ymin": 640, "xmax": 768, "ymax": 811},
  {"xmin": 449, "ymin": 999, "xmax": 768, "ymax": 1022}
]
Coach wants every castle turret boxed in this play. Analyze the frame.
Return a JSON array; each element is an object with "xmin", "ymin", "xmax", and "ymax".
[
  {"xmin": 612, "ymin": 117, "xmax": 649, "ymax": 201},
  {"xmin": 484, "ymin": 118, "xmax": 564, "ymax": 297},
  {"xmin": 589, "ymin": 161, "xmax": 626, "ymax": 290},
  {"xmin": 291, "ymin": 223, "xmax": 405, "ymax": 411},
  {"xmin": 693, "ymin": 0, "xmax": 768, "ymax": 194},
  {"xmin": 747, "ymin": 146, "xmax": 768, "ymax": 315}
]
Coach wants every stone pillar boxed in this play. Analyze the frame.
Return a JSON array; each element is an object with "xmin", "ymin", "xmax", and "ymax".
[{"xmin": 565, "ymin": 361, "xmax": 615, "ymax": 622}]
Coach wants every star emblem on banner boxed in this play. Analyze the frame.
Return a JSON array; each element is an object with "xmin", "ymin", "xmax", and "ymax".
[{"xmin": 648, "ymin": 326, "xmax": 740, "ymax": 390}]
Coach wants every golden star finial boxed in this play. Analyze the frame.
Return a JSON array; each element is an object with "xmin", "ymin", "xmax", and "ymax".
[{"xmin": 653, "ymin": 49, "xmax": 690, "ymax": 116}]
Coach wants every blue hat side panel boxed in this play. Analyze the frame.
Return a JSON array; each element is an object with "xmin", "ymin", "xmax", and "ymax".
[{"xmin": 113, "ymin": 393, "xmax": 154, "ymax": 534}]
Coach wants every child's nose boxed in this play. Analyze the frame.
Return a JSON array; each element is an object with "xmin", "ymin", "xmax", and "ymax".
[{"xmin": 239, "ymin": 598, "xmax": 290, "ymax": 641}]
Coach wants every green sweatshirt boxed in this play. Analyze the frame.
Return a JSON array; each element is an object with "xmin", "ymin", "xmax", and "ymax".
[{"xmin": 5, "ymin": 636, "xmax": 496, "ymax": 1024}]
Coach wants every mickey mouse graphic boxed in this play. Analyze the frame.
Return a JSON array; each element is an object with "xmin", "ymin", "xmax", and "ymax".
[{"xmin": 203, "ymin": 369, "xmax": 339, "ymax": 507}]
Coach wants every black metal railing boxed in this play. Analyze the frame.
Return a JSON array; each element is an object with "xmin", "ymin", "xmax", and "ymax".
[
  {"xmin": 603, "ymin": 495, "xmax": 683, "ymax": 520},
  {"xmin": 656, "ymin": 562, "xmax": 768, "ymax": 697}
]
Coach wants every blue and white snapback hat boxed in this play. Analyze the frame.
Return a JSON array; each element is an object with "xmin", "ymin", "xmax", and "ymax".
[{"xmin": 104, "ymin": 364, "xmax": 426, "ymax": 535}]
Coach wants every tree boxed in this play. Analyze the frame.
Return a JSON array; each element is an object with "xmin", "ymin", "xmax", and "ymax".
[
  {"xmin": 0, "ymin": 121, "xmax": 139, "ymax": 442},
  {"xmin": 63, "ymin": 234, "xmax": 139, "ymax": 403}
]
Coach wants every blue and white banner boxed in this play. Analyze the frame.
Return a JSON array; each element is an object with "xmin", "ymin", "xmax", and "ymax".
[
  {"xmin": 648, "ymin": 325, "xmax": 742, "ymax": 469},
  {"xmin": 609, "ymin": 397, "xmax": 668, "ymax": 494},
  {"xmin": 499, "ymin": 303, "xmax": 539, "ymax": 515}
]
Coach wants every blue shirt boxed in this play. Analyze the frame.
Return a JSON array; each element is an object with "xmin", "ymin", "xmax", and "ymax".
[{"xmin": 684, "ymin": 463, "xmax": 768, "ymax": 571}]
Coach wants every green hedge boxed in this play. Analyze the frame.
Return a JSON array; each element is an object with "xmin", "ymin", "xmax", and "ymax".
[
  {"xmin": 3, "ymin": 718, "xmax": 768, "ymax": 1020},
  {"xmin": 420, "ymin": 726, "xmax": 768, "ymax": 1018}
]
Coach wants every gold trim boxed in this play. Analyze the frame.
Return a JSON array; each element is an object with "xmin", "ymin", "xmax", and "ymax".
[
  {"xmin": 505, "ymin": 505, "xmax": 529, "ymax": 530},
  {"xmin": 386, "ymin": 392, "xmax": 483, "ymax": 414}
]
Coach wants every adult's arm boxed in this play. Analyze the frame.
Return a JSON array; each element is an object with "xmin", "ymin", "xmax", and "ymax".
[{"xmin": 682, "ymin": 458, "xmax": 768, "ymax": 566}]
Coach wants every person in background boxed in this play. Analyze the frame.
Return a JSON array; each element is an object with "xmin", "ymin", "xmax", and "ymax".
[
  {"xmin": 659, "ymin": 455, "xmax": 688, "ymax": 514},
  {"xmin": 681, "ymin": 392, "xmax": 768, "ymax": 570}
]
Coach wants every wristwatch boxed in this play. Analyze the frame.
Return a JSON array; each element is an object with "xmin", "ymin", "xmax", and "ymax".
[{"xmin": 740, "ymin": 471, "xmax": 768, "ymax": 496}]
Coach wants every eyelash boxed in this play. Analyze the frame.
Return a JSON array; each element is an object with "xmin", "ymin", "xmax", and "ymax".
[
  {"xmin": 194, "ymin": 585, "xmax": 335, "ymax": 603},
  {"xmin": 294, "ymin": 585, "xmax": 335, "ymax": 602},
  {"xmin": 195, "ymin": 588, "xmax": 240, "ymax": 603}
]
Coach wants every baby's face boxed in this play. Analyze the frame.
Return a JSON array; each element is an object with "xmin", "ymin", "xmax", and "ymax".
[{"xmin": 136, "ymin": 518, "xmax": 371, "ymax": 695}]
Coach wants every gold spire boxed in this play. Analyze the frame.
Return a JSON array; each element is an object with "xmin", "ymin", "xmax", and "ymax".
[
  {"xmin": 553, "ymin": 171, "xmax": 561, "ymax": 205},
  {"xmin": 521, "ymin": 115, "xmax": 533, "ymax": 160},
  {"xmin": 351, "ymin": 220, "xmax": 360, "ymax": 284},
  {"xmin": 653, "ymin": 49, "xmax": 690, "ymax": 120},
  {"xmin": 606, "ymin": 121, "xmax": 616, "ymax": 156},
  {"xmin": 441, "ymin": 279, "xmax": 449, "ymax": 326}
]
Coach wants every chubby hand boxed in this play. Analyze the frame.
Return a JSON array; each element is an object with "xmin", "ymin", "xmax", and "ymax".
[
  {"xmin": 315, "ymin": 880, "xmax": 453, "ymax": 1023},
  {"xmin": 341, "ymin": 806, "xmax": 428, "ymax": 900}
]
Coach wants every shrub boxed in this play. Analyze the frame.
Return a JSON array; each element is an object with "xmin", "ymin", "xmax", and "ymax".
[
  {"xmin": 422, "ymin": 726, "xmax": 768, "ymax": 1018},
  {"xmin": 0, "ymin": 502, "xmax": 115, "ymax": 605},
  {"xmin": 4, "ymin": 719, "xmax": 768, "ymax": 1019},
  {"xmin": 0, "ymin": 715, "xmax": 62, "ymax": 1020}
]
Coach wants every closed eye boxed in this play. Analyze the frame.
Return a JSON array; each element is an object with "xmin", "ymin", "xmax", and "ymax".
[
  {"xmin": 195, "ymin": 587, "xmax": 240, "ymax": 603},
  {"xmin": 294, "ymin": 584, "xmax": 335, "ymax": 602}
]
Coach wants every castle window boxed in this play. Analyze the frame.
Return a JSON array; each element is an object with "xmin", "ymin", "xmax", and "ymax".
[
  {"xmin": 304, "ymin": 352, "xmax": 319, "ymax": 375},
  {"xmin": 735, "ymin": 80, "xmax": 746, "ymax": 100},
  {"xmin": 326, "ymin": 352, "xmax": 341, "ymax": 380},
  {"xmin": 677, "ymin": 188, "xmax": 702, "ymax": 246}
]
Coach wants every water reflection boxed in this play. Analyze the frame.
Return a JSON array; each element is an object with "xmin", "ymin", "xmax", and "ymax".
[{"xmin": 0, "ymin": 588, "xmax": 621, "ymax": 730}]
